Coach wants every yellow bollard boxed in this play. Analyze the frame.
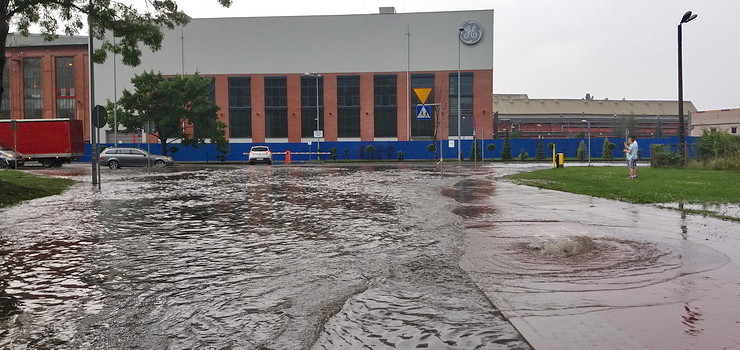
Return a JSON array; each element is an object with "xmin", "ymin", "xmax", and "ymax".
[{"xmin": 557, "ymin": 153, "xmax": 565, "ymax": 168}]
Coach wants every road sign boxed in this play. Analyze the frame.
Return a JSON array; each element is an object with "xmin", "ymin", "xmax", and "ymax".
[
  {"xmin": 92, "ymin": 105, "xmax": 107, "ymax": 128},
  {"xmin": 413, "ymin": 88, "xmax": 432, "ymax": 104},
  {"xmin": 416, "ymin": 105, "xmax": 432, "ymax": 120},
  {"xmin": 313, "ymin": 130, "xmax": 324, "ymax": 138}
]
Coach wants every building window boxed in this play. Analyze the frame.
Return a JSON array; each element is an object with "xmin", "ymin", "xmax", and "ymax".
[
  {"xmin": 0, "ymin": 63, "xmax": 9, "ymax": 119},
  {"xmin": 264, "ymin": 76, "xmax": 288, "ymax": 138},
  {"xmin": 411, "ymin": 74, "xmax": 435, "ymax": 138},
  {"xmin": 55, "ymin": 57, "xmax": 76, "ymax": 119},
  {"xmin": 228, "ymin": 77, "xmax": 251, "ymax": 138},
  {"xmin": 337, "ymin": 75, "xmax": 360, "ymax": 138},
  {"xmin": 449, "ymin": 73, "xmax": 474, "ymax": 137},
  {"xmin": 301, "ymin": 75, "xmax": 324, "ymax": 138},
  {"xmin": 23, "ymin": 57, "xmax": 42, "ymax": 119},
  {"xmin": 732, "ymin": 127, "xmax": 738, "ymax": 134},
  {"xmin": 374, "ymin": 75, "xmax": 397, "ymax": 138}
]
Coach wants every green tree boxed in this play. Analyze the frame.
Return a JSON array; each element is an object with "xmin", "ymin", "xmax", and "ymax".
[
  {"xmin": 470, "ymin": 140, "xmax": 482, "ymax": 161},
  {"xmin": 502, "ymin": 130, "xmax": 512, "ymax": 160},
  {"xmin": 0, "ymin": 0, "xmax": 231, "ymax": 106},
  {"xmin": 576, "ymin": 140, "xmax": 587, "ymax": 160},
  {"xmin": 108, "ymin": 71, "xmax": 228, "ymax": 157},
  {"xmin": 510, "ymin": 129, "xmax": 524, "ymax": 138},
  {"xmin": 602, "ymin": 137, "xmax": 616, "ymax": 159},
  {"xmin": 366, "ymin": 144, "xmax": 375, "ymax": 160},
  {"xmin": 535, "ymin": 139, "xmax": 546, "ymax": 160}
]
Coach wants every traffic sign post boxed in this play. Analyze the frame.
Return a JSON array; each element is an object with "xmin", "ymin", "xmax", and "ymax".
[
  {"xmin": 92, "ymin": 105, "xmax": 107, "ymax": 188},
  {"xmin": 11, "ymin": 120, "xmax": 17, "ymax": 169},
  {"xmin": 415, "ymin": 105, "xmax": 432, "ymax": 120}
]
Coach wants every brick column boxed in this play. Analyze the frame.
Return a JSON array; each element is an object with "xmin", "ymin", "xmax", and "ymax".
[
  {"xmin": 435, "ymin": 72, "xmax": 449, "ymax": 140},
  {"xmin": 360, "ymin": 73, "xmax": 374, "ymax": 141},
  {"xmin": 323, "ymin": 74, "xmax": 338, "ymax": 142},
  {"xmin": 474, "ymin": 70, "xmax": 493, "ymax": 140},
  {"xmin": 287, "ymin": 74, "xmax": 302, "ymax": 143},
  {"xmin": 396, "ymin": 72, "xmax": 409, "ymax": 141},
  {"xmin": 42, "ymin": 54, "xmax": 55, "ymax": 119},
  {"xmin": 251, "ymin": 75, "xmax": 265, "ymax": 142},
  {"xmin": 214, "ymin": 75, "xmax": 229, "ymax": 139}
]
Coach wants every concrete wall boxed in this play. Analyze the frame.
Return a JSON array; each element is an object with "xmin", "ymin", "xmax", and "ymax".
[{"xmin": 691, "ymin": 109, "xmax": 740, "ymax": 136}]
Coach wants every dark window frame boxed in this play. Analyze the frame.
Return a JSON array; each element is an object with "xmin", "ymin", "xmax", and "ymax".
[
  {"xmin": 55, "ymin": 57, "xmax": 76, "ymax": 119},
  {"xmin": 374, "ymin": 75, "xmax": 397, "ymax": 138},
  {"xmin": 23, "ymin": 57, "xmax": 43, "ymax": 119},
  {"xmin": 228, "ymin": 77, "xmax": 252, "ymax": 138},
  {"xmin": 264, "ymin": 76, "xmax": 288, "ymax": 138},
  {"xmin": 410, "ymin": 74, "xmax": 435, "ymax": 138},
  {"xmin": 449, "ymin": 72, "xmax": 474, "ymax": 137},
  {"xmin": 301, "ymin": 76, "xmax": 324, "ymax": 138},
  {"xmin": 337, "ymin": 75, "xmax": 361, "ymax": 138}
]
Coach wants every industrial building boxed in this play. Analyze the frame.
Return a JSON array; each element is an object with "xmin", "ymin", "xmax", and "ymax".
[
  {"xmin": 493, "ymin": 94, "xmax": 699, "ymax": 139},
  {"xmin": 690, "ymin": 108, "xmax": 740, "ymax": 136},
  {"xmin": 93, "ymin": 9, "xmax": 495, "ymax": 147}
]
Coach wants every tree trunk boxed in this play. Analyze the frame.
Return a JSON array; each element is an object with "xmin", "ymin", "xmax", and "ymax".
[
  {"xmin": 160, "ymin": 138, "xmax": 168, "ymax": 156},
  {"xmin": 0, "ymin": 9, "xmax": 10, "ymax": 110}
]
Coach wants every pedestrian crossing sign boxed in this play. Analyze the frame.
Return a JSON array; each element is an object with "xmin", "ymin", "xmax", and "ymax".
[{"xmin": 416, "ymin": 105, "xmax": 432, "ymax": 120}]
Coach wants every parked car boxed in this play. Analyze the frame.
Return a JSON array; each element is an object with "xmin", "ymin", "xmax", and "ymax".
[
  {"xmin": 99, "ymin": 147, "xmax": 175, "ymax": 169},
  {"xmin": 0, "ymin": 143, "xmax": 24, "ymax": 169},
  {"xmin": 248, "ymin": 146, "xmax": 273, "ymax": 165}
]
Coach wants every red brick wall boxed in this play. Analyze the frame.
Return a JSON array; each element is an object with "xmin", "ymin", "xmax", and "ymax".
[
  {"xmin": 396, "ymin": 72, "xmax": 409, "ymax": 141},
  {"xmin": 323, "ymin": 74, "xmax": 338, "ymax": 142},
  {"xmin": 214, "ymin": 75, "xmax": 229, "ymax": 139},
  {"xmin": 435, "ymin": 72, "xmax": 449, "ymax": 140},
  {"xmin": 474, "ymin": 70, "xmax": 493, "ymax": 140},
  {"xmin": 359, "ymin": 73, "xmax": 374, "ymax": 141},
  {"xmin": 250, "ymin": 75, "xmax": 265, "ymax": 142},
  {"xmin": 287, "ymin": 75, "xmax": 302, "ymax": 142}
]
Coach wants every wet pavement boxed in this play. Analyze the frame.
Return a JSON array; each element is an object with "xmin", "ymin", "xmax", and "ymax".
[
  {"xmin": 0, "ymin": 163, "xmax": 529, "ymax": 349},
  {"xmin": 1, "ymin": 162, "xmax": 739, "ymax": 349}
]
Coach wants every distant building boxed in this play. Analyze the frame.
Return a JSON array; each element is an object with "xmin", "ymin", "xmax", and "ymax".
[
  {"xmin": 493, "ymin": 94, "xmax": 698, "ymax": 139},
  {"xmin": 690, "ymin": 108, "xmax": 740, "ymax": 136},
  {"xmin": 2, "ymin": 33, "xmax": 91, "ymax": 140}
]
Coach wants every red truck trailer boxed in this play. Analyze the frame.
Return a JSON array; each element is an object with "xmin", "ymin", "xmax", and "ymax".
[{"xmin": 0, "ymin": 118, "xmax": 85, "ymax": 167}]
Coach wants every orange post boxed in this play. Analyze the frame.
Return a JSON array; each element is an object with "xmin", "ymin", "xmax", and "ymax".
[{"xmin": 285, "ymin": 150, "xmax": 291, "ymax": 164}]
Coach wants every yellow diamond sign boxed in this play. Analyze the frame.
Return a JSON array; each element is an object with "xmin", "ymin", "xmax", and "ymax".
[{"xmin": 413, "ymin": 88, "xmax": 432, "ymax": 105}]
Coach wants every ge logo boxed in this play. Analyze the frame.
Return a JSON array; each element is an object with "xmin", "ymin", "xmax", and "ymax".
[{"xmin": 459, "ymin": 20, "xmax": 483, "ymax": 45}]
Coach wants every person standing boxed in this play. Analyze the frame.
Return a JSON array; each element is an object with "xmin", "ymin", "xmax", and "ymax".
[{"xmin": 623, "ymin": 135, "xmax": 638, "ymax": 179}]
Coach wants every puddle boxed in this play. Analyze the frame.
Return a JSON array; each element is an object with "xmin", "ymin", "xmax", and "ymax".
[{"xmin": 656, "ymin": 202, "xmax": 740, "ymax": 220}]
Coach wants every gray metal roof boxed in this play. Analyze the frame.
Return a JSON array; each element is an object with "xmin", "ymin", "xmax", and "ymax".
[
  {"xmin": 495, "ymin": 94, "xmax": 698, "ymax": 116},
  {"xmin": 5, "ymin": 33, "xmax": 87, "ymax": 48}
]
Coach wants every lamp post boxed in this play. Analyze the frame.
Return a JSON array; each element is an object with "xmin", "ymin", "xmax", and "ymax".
[
  {"xmin": 678, "ymin": 10, "xmax": 697, "ymax": 166},
  {"xmin": 581, "ymin": 119, "xmax": 591, "ymax": 166},
  {"xmin": 304, "ymin": 73, "xmax": 322, "ymax": 161},
  {"xmin": 457, "ymin": 26, "xmax": 464, "ymax": 161}
]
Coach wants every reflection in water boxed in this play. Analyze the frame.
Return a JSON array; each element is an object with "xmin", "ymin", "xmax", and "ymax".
[{"xmin": 0, "ymin": 165, "xmax": 527, "ymax": 349}]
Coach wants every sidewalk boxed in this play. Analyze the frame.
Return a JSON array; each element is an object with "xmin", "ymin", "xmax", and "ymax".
[{"xmin": 459, "ymin": 178, "xmax": 740, "ymax": 350}]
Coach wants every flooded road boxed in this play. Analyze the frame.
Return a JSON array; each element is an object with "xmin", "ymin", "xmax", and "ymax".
[{"xmin": 0, "ymin": 164, "xmax": 529, "ymax": 349}]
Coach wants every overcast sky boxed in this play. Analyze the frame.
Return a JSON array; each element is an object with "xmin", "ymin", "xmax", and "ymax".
[{"xmin": 143, "ymin": 0, "xmax": 739, "ymax": 110}]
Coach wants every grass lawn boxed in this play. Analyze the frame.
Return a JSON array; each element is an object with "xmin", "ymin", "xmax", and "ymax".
[
  {"xmin": 0, "ymin": 170, "xmax": 76, "ymax": 208},
  {"xmin": 505, "ymin": 166, "xmax": 740, "ymax": 205}
]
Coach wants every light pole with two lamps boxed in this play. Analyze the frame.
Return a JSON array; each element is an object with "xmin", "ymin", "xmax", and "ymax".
[
  {"xmin": 581, "ymin": 119, "xmax": 591, "ymax": 166},
  {"xmin": 678, "ymin": 10, "xmax": 697, "ymax": 166},
  {"xmin": 304, "ymin": 73, "xmax": 322, "ymax": 161},
  {"xmin": 457, "ymin": 26, "xmax": 464, "ymax": 161}
]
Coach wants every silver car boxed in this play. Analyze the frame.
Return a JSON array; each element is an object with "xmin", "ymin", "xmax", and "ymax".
[
  {"xmin": 100, "ymin": 147, "xmax": 175, "ymax": 169},
  {"xmin": 0, "ymin": 143, "xmax": 24, "ymax": 169},
  {"xmin": 248, "ymin": 146, "xmax": 273, "ymax": 165}
]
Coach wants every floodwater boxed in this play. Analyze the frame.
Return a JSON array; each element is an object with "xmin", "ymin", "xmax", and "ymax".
[
  {"xmin": 0, "ymin": 164, "xmax": 530, "ymax": 350},
  {"xmin": 655, "ymin": 202, "xmax": 740, "ymax": 220}
]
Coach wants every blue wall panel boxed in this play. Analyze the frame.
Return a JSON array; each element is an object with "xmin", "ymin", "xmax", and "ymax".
[{"xmin": 79, "ymin": 136, "xmax": 699, "ymax": 163}]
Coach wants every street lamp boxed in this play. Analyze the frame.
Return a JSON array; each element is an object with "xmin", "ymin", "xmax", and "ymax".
[
  {"xmin": 304, "ymin": 73, "xmax": 322, "ymax": 160},
  {"xmin": 678, "ymin": 10, "xmax": 697, "ymax": 166},
  {"xmin": 581, "ymin": 119, "xmax": 591, "ymax": 166},
  {"xmin": 457, "ymin": 26, "xmax": 464, "ymax": 161}
]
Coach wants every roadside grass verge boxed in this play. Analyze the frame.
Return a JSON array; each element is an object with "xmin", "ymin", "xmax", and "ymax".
[
  {"xmin": 0, "ymin": 170, "xmax": 76, "ymax": 208},
  {"xmin": 504, "ymin": 167, "xmax": 740, "ymax": 221}
]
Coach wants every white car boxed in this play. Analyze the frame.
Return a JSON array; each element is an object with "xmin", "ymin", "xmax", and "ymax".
[{"xmin": 248, "ymin": 146, "xmax": 273, "ymax": 165}]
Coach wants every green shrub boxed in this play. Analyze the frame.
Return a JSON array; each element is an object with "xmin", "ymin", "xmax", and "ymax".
[
  {"xmin": 696, "ymin": 128, "xmax": 740, "ymax": 161},
  {"xmin": 535, "ymin": 139, "xmax": 546, "ymax": 160},
  {"xmin": 650, "ymin": 144, "xmax": 681, "ymax": 168},
  {"xmin": 602, "ymin": 138, "xmax": 616, "ymax": 159},
  {"xmin": 330, "ymin": 147, "xmax": 338, "ymax": 161},
  {"xmin": 427, "ymin": 144, "xmax": 437, "ymax": 160},
  {"xmin": 518, "ymin": 148, "xmax": 529, "ymax": 161},
  {"xmin": 487, "ymin": 143, "xmax": 496, "ymax": 161},
  {"xmin": 502, "ymin": 130, "xmax": 513, "ymax": 160},
  {"xmin": 397, "ymin": 150, "xmax": 405, "ymax": 161},
  {"xmin": 366, "ymin": 144, "xmax": 375, "ymax": 160},
  {"xmin": 576, "ymin": 140, "xmax": 586, "ymax": 160}
]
